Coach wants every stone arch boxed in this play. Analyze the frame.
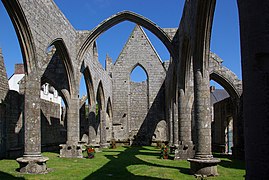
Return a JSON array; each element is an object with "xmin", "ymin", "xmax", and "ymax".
[
  {"xmin": 209, "ymin": 52, "xmax": 242, "ymax": 99},
  {"xmin": 46, "ymin": 38, "xmax": 76, "ymax": 97},
  {"xmin": 193, "ymin": 0, "xmax": 216, "ymax": 72},
  {"xmin": 189, "ymin": 53, "xmax": 242, "ymax": 125},
  {"xmin": 106, "ymin": 97, "xmax": 112, "ymax": 118},
  {"xmin": 208, "ymin": 52, "xmax": 242, "ymax": 158},
  {"xmin": 1, "ymin": 0, "xmax": 37, "ymax": 73},
  {"xmin": 178, "ymin": 37, "xmax": 192, "ymax": 91},
  {"xmin": 106, "ymin": 97, "xmax": 113, "ymax": 141},
  {"xmin": 81, "ymin": 67, "xmax": 95, "ymax": 106},
  {"xmin": 210, "ymin": 72, "xmax": 240, "ymax": 99},
  {"xmin": 96, "ymin": 81, "xmax": 105, "ymax": 110},
  {"xmin": 96, "ymin": 81, "xmax": 107, "ymax": 147},
  {"xmin": 130, "ymin": 63, "xmax": 149, "ymax": 82},
  {"xmin": 77, "ymin": 11, "xmax": 175, "ymax": 65}
]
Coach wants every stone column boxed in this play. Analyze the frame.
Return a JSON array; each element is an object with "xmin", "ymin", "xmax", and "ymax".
[
  {"xmin": 231, "ymin": 98, "xmax": 244, "ymax": 159},
  {"xmin": 169, "ymin": 104, "xmax": 174, "ymax": 145},
  {"xmin": 60, "ymin": 97, "xmax": 83, "ymax": 158},
  {"xmin": 188, "ymin": 70, "xmax": 220, "ymax": 176},
  {"xmin": 237, "ymin": 1, "xmax": 269, "ymax": 178},
  {"xmin": 175, "ymin": 89, "xmax": 194, "ymax": 160},
  {"xmin": 16, "ymin": 73, "xmax": 49, "ymax": 174},
  {"xmin": 67, "ymin": 98, "xmax": 80, "ymax": 144},
  {"xmin": 88, "ymin": 104, "xmax": 96, "ymax": 145},
  {"xmin": 99, "ymin": 108, "xmax": 108, "ymax": 148},
  {"xmin": 173, "ymin": 102, "xmax": 179, "ymax": 147}
]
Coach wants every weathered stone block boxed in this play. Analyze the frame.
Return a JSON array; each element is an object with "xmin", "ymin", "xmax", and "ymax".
[
  {"xmin": 16, "ymin": 156, "xmax": 49, "ymax": 174},
  {"xmin": 188, "ymin": 158, "xmax": 220, "ymax": 177},
  {"xmin": 59, "ymin": 144, "xmax": 83, "ymax": 158}
]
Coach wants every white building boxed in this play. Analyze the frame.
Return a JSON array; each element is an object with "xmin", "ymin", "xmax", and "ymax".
[{"xmin": 8, "ymin": 64, "xmax": 61, "ymax": 105}]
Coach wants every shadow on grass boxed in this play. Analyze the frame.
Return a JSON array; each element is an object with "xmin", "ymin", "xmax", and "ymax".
[
  {"xmin": 213, "ymin": 153, "xmax": 245, "ymax": 170},
  {"xmin": 84, "ymin": 146, "xmax": 191, "ymax": 179},
  {"xmin": 0, "ymin": 171, "xmax": 24, "ymax": 180},
  {"xmin": 213, "ymin": 153, "xmax": 232, "ymax": 159},
  {"xmin": 219, "ymin": 159, "xmax": 245, "ymax": 170}
]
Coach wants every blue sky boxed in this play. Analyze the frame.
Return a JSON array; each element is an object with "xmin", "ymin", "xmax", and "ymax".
[{"xmin": 0, "ymin": 0, "xmax": 241, "ymax": 92}]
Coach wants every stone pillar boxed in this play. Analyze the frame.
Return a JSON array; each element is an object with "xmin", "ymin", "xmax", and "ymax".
[
  {"xmin": 99, "ymin": 108, "xmax": 108, "ymax": 148},
  {"xmin": 231, "ymin": 98, "xmax": 244, "ymax": 159},
  {"xmin": 169, "ymin": 104, "xmax": 173, "ymax": 145},
  {"xmin": 88, "ymin": 104, "xmax": 96, "ymax": 145},
  {"xmin": 188, "ymin": 70, "xmax": 220, "ymax": 176},
  {"xmin": 60, "ymin": 97, "xmax": 83, "ymax": 158},
  {"xmin": 237, "ymin": 0, "xmax": 269, "ymax": 178},
  {"xmin": 175, "ymin": 89, "xmax": 194, "ymax": 160},
  {"xmin": 16, "ymin": 73, "xmax": 49, "ymax": 174},
  {"xmin": 173, "ymin": 102, "xmax": 179, "ymax": 147}
]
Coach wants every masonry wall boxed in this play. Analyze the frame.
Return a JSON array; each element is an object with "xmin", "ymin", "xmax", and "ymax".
[
  {"xmin": 0, "ymin": 49, "xmax": 9, "ymax": 158},
  {"xmin": 5, "ymin": 91, "xmax": 24, "ymax": 158},
  {"xmin": 0, "ymin": 104, "xmax": 6, "ymax": 158},
  {"xmin": 130, "ymin": 81, "xmax": 148, "ymax": 135},
  {"xmin": 212, "ymin": 97, "xmax": 233, "ymax": 153},
  {"xmin": 41, "ymin": 99, "xmax": 66, "ymax": 151},
  {"xmin": 79, "ymin": 103, "xmax": 88, "ymax": 143},
  {"xmin": 0, "ymin": 49, "xmax": 9, "ymax": 102},
  {"xmin": 112, "ymin": 25, "xmax": 167, "ymax": 144},
  {"xmin": 18, "ymin": 0, "xmax": 78, "ymax": 73}
]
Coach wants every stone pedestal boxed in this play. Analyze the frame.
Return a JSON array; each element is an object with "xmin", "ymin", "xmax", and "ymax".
[
  {"xmin": 188, "ymin": 158, "xmax": 220, "ymax": 177},
  {"xmin": 174, "ymin": 141, "xmax": 195, "ymax": 160},
  {"xmin": 16, "ymin": 156, "xmax": 49, "ymax": 174},
  {"xmin": 59, "ymin": 144, "xmax": 83, "ymax": 158}
]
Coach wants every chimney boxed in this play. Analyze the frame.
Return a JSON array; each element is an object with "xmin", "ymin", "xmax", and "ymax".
[
  {"xmin": 210, "ymin": 86, "xmax": 215, "ymax": 93},
  {"xmin": 14, "ymin": 64, "xmax": 25, "ymax": 74},
  {"xmin": 105, "ymin": 54, "xmax": 113, "ymax": 77}
]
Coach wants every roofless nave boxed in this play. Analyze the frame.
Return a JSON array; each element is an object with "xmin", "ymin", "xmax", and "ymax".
[{"xmin": 0, "ymin": 0, "xmax": 268, "ymax": 179}]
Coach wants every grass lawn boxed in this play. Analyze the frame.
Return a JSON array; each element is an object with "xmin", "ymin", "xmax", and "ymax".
[{"xmin": 0, "ymin": 146, "xmax": 245, "ymax": 180}]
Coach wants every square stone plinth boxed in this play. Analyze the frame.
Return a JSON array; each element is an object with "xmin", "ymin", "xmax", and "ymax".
[
  {"xmin": 59, "ymin": 144, "xmax": 83, "ymax": 158},
  {"xmin": 188, "ymin": 158, "xmax": 220, "ymax": 177},
  {"xmin": 174, "ymin": 143, "xmax": 195, "ymax": 160},
  {"xmin": 16, "ymin": 156, "xmax": 49, "ymax": 174}
]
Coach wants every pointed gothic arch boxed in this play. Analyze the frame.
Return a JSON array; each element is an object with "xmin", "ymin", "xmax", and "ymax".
[
  {"xmin": 130, "ymin": 63, "xmax": 149, "ymax": 82},
  {"xmin": 46, "ymin": 38, "xmax": 76, "ymax": 97},
  {"xmin": 106, "ymin": 97, "xmax": 112, "ymax": 118},
  {"xmin": 96, "ymin": 81, "xmax": 105, "ymax": 110},
  {"xmin": 81, "ymin": 67, "xmax": 95, "ymax": 106},
  {"xmin": 77, "ymin": 11, "xmax": 175, "ymax": 66},
  {"xmin": 2, "ymin": 0, "xmax": 37, "ymax": 73},
  {"xmin": 193, "ymin": 0, "xmax": 216, "ymax": 73}
]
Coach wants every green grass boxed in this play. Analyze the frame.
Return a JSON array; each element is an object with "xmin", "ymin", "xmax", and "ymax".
[{"xmin": 0, "ymin": 146, "xmax": 245, "ymax": 179}]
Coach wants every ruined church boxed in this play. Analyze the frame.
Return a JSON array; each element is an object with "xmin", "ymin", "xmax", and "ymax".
[{"xmin": 0, "ymin": 0, "xmax": 268, "ymax": 179}]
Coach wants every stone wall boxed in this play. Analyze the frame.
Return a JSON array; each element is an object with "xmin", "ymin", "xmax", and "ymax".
[
  {"xmin": 41, "ymin": 99, "xmax": 66, "ymax": 151},
  {"xmin": 212, "ymin": 97, "xmax": 233, "ymax": 153},
  {"xmin": 112, "ymin": 25, "xmax": 167, "ymax": 144},
  {"xmin": 129, "ymin": 81, "xmax": 148, "ymax": 137},
  {"xmin": 5, "ymin": 91, "xmax": 24, "ymax": 158},
  {"xmin": 0, "ymin": 103, "xmax": 6, "ymax": 158},
  {"xmin": 0, "ymin": 48, "xmax": 9, "ymax": 102}
]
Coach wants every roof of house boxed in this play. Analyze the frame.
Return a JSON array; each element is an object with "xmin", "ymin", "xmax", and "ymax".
[{"xmin": 210, "ymin": 89, "xmax": 230, "ymax": 105}]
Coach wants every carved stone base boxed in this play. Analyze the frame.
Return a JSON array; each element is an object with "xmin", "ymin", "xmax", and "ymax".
[
  {"xmin": 188, "ymin": 158, "xmax": 220, "ymax": 177},
  {"xmin": 59, "ymin": 144, "xmax": 83, "ymax": 158},
  {"xmin": 16, "ymin": 156, "xmax": 49, "ymax": 174},
  {"xmin": 174, "ymin": 142, "xmax": 195, "ymax": 160}
]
